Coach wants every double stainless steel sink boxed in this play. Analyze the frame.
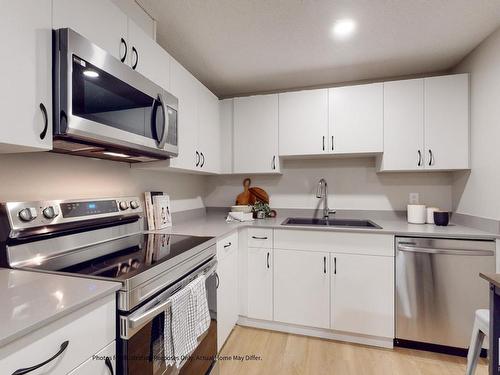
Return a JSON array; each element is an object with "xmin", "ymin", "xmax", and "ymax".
[{"xmin": 281, "ymin": 217, "xmax": 382, "ymax": 229}]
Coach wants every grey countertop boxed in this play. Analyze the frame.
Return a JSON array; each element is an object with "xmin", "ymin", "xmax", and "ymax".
[
  {"xmin": 153, "ymin": 211, "xmax": 499, "ymax": 240},
  {"xmin": 0, "ymin": 268, "xmax": 121, "ymax": 347}
]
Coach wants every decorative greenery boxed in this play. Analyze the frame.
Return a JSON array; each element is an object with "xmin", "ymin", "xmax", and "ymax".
[{"xmin": 252, "ymin": 201, "xmax": 271, "ymax": 216}]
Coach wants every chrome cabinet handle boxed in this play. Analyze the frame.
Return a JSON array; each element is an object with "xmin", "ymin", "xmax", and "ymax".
[
  {"xmin": 323, "ymin": 256, "xmax": 326, "ymax": 274},
  {"xmin": 195, "ymin": 151, "xmax": 200, "ymax": 167},
  {"xmin": 200, "ymin": 152, "xmax": 205, "ymax": 167},
  {"xmin": 223, "ymin": 242, "xmax": 232, "ymax": 248},
  {"xmin": 267, "ymin": 252, "xmax": 270, "ymax": 269},
  {"xmin": 131, "ymin": 46, "xmax": 138, "ymax": 70},
  {"xmin": 252, "ymin": 236, "xmax": 268, "ymax": 240},
  {"xmin": 120, "ymin": 37, "xmax": 127, "ymax": 63},
  {"xmin": 12, "ymin": 341, "xmax": 69, "ymax": 375},
  {"xmin": 322, "ymin": 136, "xmax": 325, "ymax": 151},
  {"xmin": 417, "ymin": 150, "xmax": 422, "ymax": 166},
  {"xmin": 215, "ymin": 272, "xmax": 220, "ymax": 289},
  {"xmin": 428, "ymin": 149, "xmax": 433, "ymax": 166},
  {"xmin": 105, "ymin": 357, "xmax": 114, "ymax": 375},
  {"xmin": 39, "ymin": 103, "xmax": 48, "ymax": 140}
]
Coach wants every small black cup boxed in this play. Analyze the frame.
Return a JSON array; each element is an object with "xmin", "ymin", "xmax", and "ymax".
[{"xmin": 434, "ymin": 211, "xmax": 450, "ymax": 226}]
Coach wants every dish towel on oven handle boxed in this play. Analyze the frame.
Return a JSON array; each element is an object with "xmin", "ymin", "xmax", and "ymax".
[
  {"xmin": 164, "ymin": 285, "xmax": 197, "ymax": 368},
  {"xmin": 164, "ymin": 274, "xmax": 211, "ymax": 368},
  {"xmin": 189, "ymin": 275, "xmax": 211, "ymax": 337}
]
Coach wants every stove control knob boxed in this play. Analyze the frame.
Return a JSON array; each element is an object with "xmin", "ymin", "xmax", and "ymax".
[
  {"xmin": 130, "ymin": 200, "xmax": 139, "ymax": 209},
  {"xmin": 18, "ymin": 207, "xmax": 37, "ymax": 222},
  {"xmin": 119, "ymin": 201, "xmax": 129, "ymax": 210},
  {"xmin": 43, "ymin": 206, "xmax": 58, "ymax": 219}
]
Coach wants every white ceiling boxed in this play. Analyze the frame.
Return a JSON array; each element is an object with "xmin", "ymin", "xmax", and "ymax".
[{"xmin": 139, "ymin": 0, "xmax": 500, "ymax": 98}]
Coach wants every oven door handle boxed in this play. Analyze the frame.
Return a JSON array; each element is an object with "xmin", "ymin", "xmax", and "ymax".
[{"xmin": 124, "ymin": 260, "xmax": 218, "ymax": 334}]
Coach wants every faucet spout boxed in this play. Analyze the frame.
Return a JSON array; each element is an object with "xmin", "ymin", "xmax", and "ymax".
[{"xmin": 316, "ymin": 178, "xmax": 335, "ymax": 219}]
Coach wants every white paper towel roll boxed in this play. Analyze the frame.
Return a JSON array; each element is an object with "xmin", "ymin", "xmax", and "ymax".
[{"xmin": 407, "ymin": 205, "xmax": 426, "ymax": 224}]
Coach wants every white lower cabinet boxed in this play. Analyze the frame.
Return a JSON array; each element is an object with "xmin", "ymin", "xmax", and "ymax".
[
  {"xmin": 247, "ymin": 247, "xmax": 273, "ymax": 320},
  {"xmin": 68, "ymin": 341, "xmax": 115, "ymax": 374},
  {"xmin": 217, "ymin": 233, "xmax": 239, "ymax": 351},
  {"xmin": 274, "ymin": 249, "xmax": 330, "ymax": 329},
  {"xmin": 0, "ymin": 295, "xmax": 115, "ymax": 375},
  {"xmin": 331, "ymin": 253, "xmax": 394, "ymax": 338}
]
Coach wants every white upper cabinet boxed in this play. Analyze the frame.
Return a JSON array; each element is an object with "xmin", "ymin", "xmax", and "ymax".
[
  {"xmin": 0, "ymin": 0, "xmax": 52, "ymax": 153},
  {"xmin": 274, "ymin": 249, "xmax": 330, "ymax": 329},
  {"xmin": 279, "ymin": 89, "xmax": 329, "ymax": 156},
  {"xmin": 424, "ymin": 74, "xmax": 469, "ymax": 170},
  {"xmin": 168, "ymin": 59, "xmax": 200, "ymax": 171},
  {"xmin": 233, "ymin": 94, "xmax": 280, "ymax": 174},
  {"xmin": 379, "ymin": 79, "xmax": 425, "ymax": 171},
  {"xmin": 127, "ymin": 20, "xmax": 171, "ymax": 90},
  {"xmin": 53, "ymin": 0, "xmax": 128, "ymax": 61},
  {"xmin": 329, "ymin": 83, "xmax": 384, "ymax": 154},
  {"xmin": 219, "ymin": 99, "xmax": 234, "ymax": 174},
  {"xmin": 197, "ymin": 84, "xmax": 221, "ymax": 174},
  {"xmin": 378, "ymin": 74, "xmax": 469, "ymax": 172}
]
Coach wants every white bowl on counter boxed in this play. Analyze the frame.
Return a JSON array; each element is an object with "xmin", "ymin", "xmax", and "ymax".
[{"xmin": 231, "ymin": 205, "xmax": 253, "ymax": 213}]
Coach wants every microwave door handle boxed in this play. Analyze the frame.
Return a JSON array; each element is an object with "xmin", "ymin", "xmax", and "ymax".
[{"xmin": 157, "ymin": 93, "xmax": 169, "ymax": 149}]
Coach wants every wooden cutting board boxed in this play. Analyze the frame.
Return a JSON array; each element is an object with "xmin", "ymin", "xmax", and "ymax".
[{"xmin": 235, "ymin": 178, "xmax": 270, "ymax": 205}]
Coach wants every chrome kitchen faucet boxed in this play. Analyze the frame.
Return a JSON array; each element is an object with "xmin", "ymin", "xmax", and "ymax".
[{"xmin": 316, "ymin": 178, "xmax": 336, "ymax": 219}]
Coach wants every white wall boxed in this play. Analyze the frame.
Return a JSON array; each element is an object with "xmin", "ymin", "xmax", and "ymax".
[
  {"xmin": 0, "ymin": 153, "xmax": 206, "ymax": 213},
  {"xmin": 205, "ymin": 158, "xmax": 453, "ymax": 211},
  {"xmin": 452, "ymin": 27, "xmax": 500, "ymax": 220}
]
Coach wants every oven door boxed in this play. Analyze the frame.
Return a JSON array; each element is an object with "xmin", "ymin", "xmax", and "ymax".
[
  {"xmin": 118, "ymin": 258, "xmax": 217, "ymax": 375},
  {"xmin": 54, "ymin": 28, "xmax": 178, "ymax": 158}
]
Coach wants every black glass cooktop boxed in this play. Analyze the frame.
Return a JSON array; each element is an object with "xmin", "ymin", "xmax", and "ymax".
[{"xmin": 60, "ymin": 233, "xmax": 213, "ymax": 281}]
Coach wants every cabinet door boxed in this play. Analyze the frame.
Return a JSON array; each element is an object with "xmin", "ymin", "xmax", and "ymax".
[
  {"xmin": 247, "ymin": 247, "xmax": 273, "ymax": 320},
  {"xmin": 330, "ymin": 83, "xmax": 383, "ymax": 154},
  {"xmin": 424, "ymin": 74, "xmax": 469, "ymax": 170},
  {"xmin": 274, "ymin": 249, "xmax": 330, "ymax": 329},
  {"xmin": 67, "ymin": 341, "xmax": 115, "ymax": 374},
  {"xmin": 233, "ymin": 95, "xmax": 280, "ymax": 173},
  {"xmin": 380, "ymin": 79, "xmax": 424, "ymax": 171},
  {"xmin": 53, "ymin": 0, "xmax": 128, "ymax": 61},
  {"xmin": 198, "ymin": 85, "xmax": 221, "ymax": 173},
  {"xmin": 331, "ymin": 253, "xmax": 394, "ymax": 338},
  {"xmin": 217, "ymin": 248, "xmax": 238, "ymax": 351},
  {"xmin": 219, "ymin": 99, "xmax": 234, "ymax": 174},
  {"xmin": 168, "ymin": 59, "xmax": 199, "ymax": 170},
  {"xmin": 279, "ymin": 89, "xmax": 329, "ymax": 156},
  {"xmin": 0, "ymin": 0, "xmax": 52, "ymax": 153},
  {"xmin": 128, "ymin": 20, "xmax": 171, "ymax": 90}
]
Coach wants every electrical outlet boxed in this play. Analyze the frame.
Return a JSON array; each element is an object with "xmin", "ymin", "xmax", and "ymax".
[{"xmin": 409, "ymin": 193, "xmax": 420, "ymax": 205}]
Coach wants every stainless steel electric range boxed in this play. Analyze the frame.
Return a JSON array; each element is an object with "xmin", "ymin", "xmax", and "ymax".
[{"xmin": 0, "ymin": 196, "xmax": 218, "ymax": 375}]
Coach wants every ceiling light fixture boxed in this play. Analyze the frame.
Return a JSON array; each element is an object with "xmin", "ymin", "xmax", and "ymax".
[
  {"xmin": 332, "ymin": 19, "xmax": 357, "ymax": 39},
  {"xmin": 83, "ymin": 70, "xmax": 99, "ymax": 78}
]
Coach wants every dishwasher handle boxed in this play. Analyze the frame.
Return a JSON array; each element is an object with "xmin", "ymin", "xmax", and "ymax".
[{"xmin": 398, "ymin": 244, "xmax": 494, "ymax": 256}]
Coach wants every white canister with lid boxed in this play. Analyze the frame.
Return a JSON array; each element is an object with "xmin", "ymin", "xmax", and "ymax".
[
  {"xmin": 426, "ymin": 207, "xmax": 439, "ymax": 224},
  {"xmin": 407, "ymin": 205, "xmax": 426, "ymax": 224}
]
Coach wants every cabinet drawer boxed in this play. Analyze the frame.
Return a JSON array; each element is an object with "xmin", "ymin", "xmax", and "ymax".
[
  {"xmin": 248, "ymin": 228, "xmax": 273, "ymax": 248},
  {"xmin": 217, "ymin": 231, "xmax": 238, "ymax": 260},
  {"xmin": 274, "ymin": 229, "xmax": 394, "ymax": 256},
  {"xmin": 68, "ymin": 341, "xmax": 116, "ymax": 374},
  {"xmin": 0, "ymin": 295, "xmax": 115, "ymax": 375}
]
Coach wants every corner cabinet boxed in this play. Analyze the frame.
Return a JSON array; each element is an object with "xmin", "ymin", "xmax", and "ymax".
[
  {"xmin": 378, "ymin": 74, "xmax": 469, "ymax": 171},
  {"xmin": 233, "ymin": 95, "xmax": 281, "ymax": 174},
  {"xmin": 0, "ymin": 0, "xmax": 52, "ymax": 153}
]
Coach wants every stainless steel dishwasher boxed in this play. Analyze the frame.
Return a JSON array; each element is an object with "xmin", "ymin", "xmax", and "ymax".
[{"xmin": 395, "ymin": 236, "xmax": 496, "ymax": 355}]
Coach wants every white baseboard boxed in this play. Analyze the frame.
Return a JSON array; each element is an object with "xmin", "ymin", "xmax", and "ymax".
[{"xmin": 237, "ymin": 316, "xmax": 394, "ymax": 349}]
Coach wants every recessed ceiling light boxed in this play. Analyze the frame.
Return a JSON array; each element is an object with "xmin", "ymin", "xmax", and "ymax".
[
  {"xmin": 103, "ymin": 151, "xmax": 130, "ymax": 158},
  {"xmin": 332, "ymin": 19, "xmax": 357, "ymax": 39},
  {"xmin": 83, "ymin": 70, "xmax": 99, "ymax": 78}
]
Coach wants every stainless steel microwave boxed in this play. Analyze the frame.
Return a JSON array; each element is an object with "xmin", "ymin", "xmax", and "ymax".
[{"xmin": 53, "ymin": 28, "xmax": 178, "ymax": 162}]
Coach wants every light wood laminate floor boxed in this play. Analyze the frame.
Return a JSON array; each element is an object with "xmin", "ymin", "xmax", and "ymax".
[{"xmin": 217, "ymin": 326, "xmax": 488, "ymax": 375}]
